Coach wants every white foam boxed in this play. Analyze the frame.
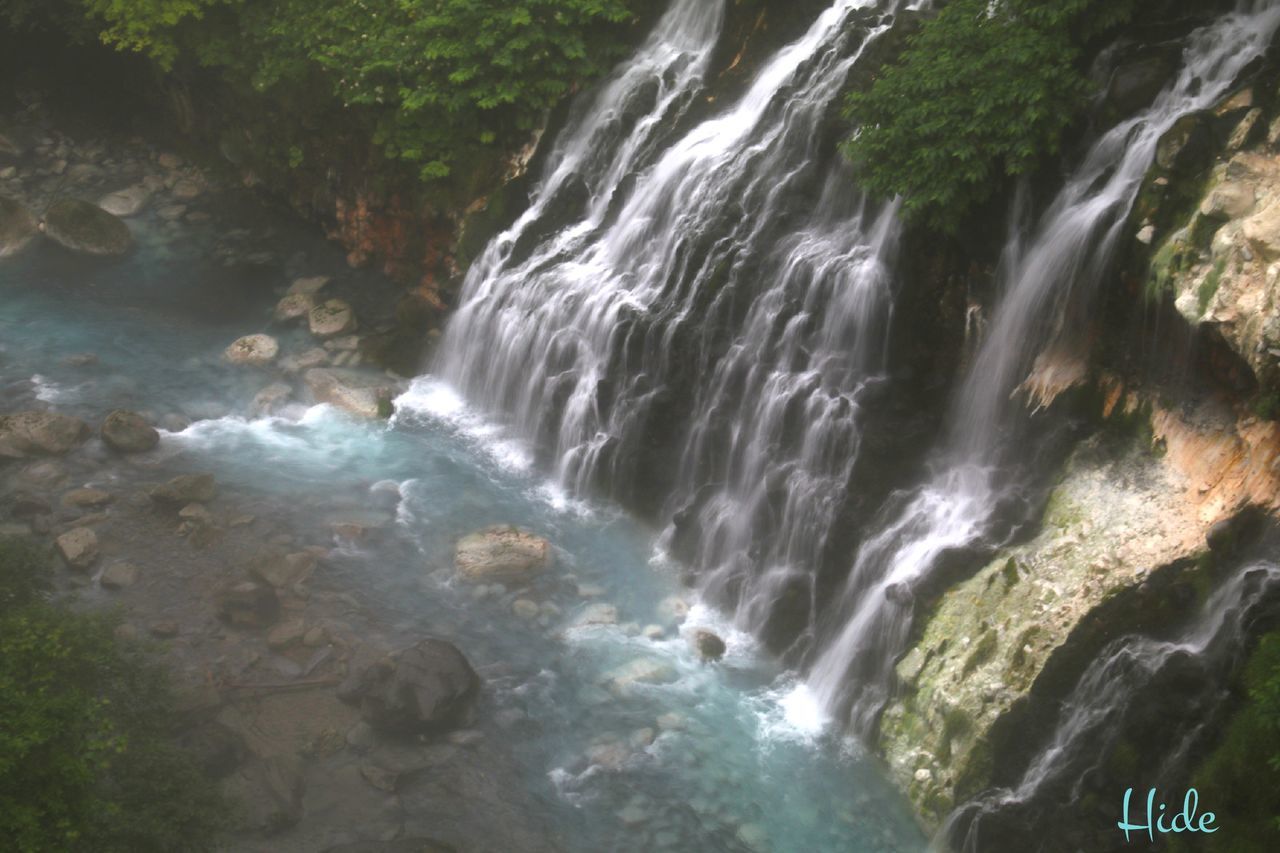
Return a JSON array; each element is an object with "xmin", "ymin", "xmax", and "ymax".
[
  {"xmin": 31, "ymin": 374, "xmax": 67, "ymax": 402},
  {"xmin": 395, "ymin": 377, "xmax": 534, "ymax": 473}
]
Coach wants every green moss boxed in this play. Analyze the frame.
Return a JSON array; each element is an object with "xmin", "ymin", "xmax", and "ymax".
[
  {"xmin": 1146, "ymin": 233, "xmax": 1194, "ymax": 303},
  {"xmin": 1197, "ymin": 258, "xmax": 1227, "ymax": 315},
  {"xmin": 1252, "ymin": 391, "xmax": 1280, "ymax": 421},
  {"xmin": 961, "ymin": 628, "xmax": 999, "ymax": 676},
  {"xmin": 1173, "ymin": 632, "xmax": 1280, "ymax": 852}
]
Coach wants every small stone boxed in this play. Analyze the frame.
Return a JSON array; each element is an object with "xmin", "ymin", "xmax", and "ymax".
[
  {"xmin": 171, "ymin": 178, "xmax": 203, "ymax": 201},
  {"xmin": 345, "ymin": 721, "xmax": 376, "ymax": 751},
  {"xmin": 576, "ymin": 603, "xmax": 619, "ymax": 627},
  {"xmin": 914, "ymin": 767, "xmax": 933, "ymax": 783},
  {"xmin": 157, "ymin": 152, "xmax": 182, "ymax": 169},
  {"xmin": 303, "ymin": 626, "xmax": 327, "ymax": 647},
  {"xmin": 56, "ymin": 527, "xmax": 98, "ymax": 571},
  {"xmin": 309, "ymin": 299, "xmax": 357, "ymax": 338},
  {"xmin": 656, "ymin": 713, "xmax": 686, "ymax": 731},
  {"xmin": 100, "ymin": 561, "xmax": 139, "ymax": 589},
  {"xmin": 274, "ymin": 292, "xmax": 314, "ymax": 323},
  {"xmin": 150, "ymin": 621, "xmax": 179, "ymax": 639},
  {"xmin": 101, "ymin": 409, "xmax": 160, "ymax": 453},
  {"xmin": 97, "ymin": 184, "xmax": 151, "ymax": 217},
  {"xmin": 62, "ymin": 487, "xmax": 112, "ymax": 508},
  {"xmin": 512, "ymin": 599, "xmax": 540, "ymax": 620},
  {"xmin": 692, "ymin": 629, "xmax": 726, "ymax": 662},
  {"xmin": 288, "ymin": 276, "xmax": 329, "ymax": 296},
  {"xmin": 252, "ymin": 382, "xmax": 293, "ymax": 415},
  {"xmin": 629, "ymin": 727, "xmax": 655, "ymax": 749},
  {"xmin": 225, "ymin": 334, "xmax": 279, "ymax": 366},
  {"xmin": 217, "ymin": 581, "xmax": 280, "ymax": 628},
  {"xmin": 267, "ymin": 620, "xmax": 306, "ymax": 650},
  {"xmin": 150, "ymin": 473, "xmax": 217, "ymax": 506},
  {"xmin": 641, "ymin": 624, "xmax": 665, "ymax": 640},
  {"xmin": 617, "ymin": 803, "xmax": 649, "ymax": 827}
]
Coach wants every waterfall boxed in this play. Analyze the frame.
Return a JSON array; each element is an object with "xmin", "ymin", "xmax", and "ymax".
[
  {"xmin": 806, "ymin": 0, "xmax": 1280, "ymax": 735},
  {"xmin": 940, "ymin": 561, "xmax": 1280, "ymax": 852},
  {"xmin": 437, "ymin": 0, "xmax": 911, "ymax": 644}
]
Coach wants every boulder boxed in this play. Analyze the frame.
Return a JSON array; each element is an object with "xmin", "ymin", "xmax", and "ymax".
[
  {"xmin": 0, "ymin": 195, "xmax": 38, "ymax": 258},
  {"xmin": 304, "ymin": 368, "xmax": 403, "ymax": 419},
  {"xmin": 42, "ymin": 198, "xmax": 133, "ymax": 256},
  {"xmin": 1155, "ymin": 113, "xmax": 1213, "ymax": 174},
  {"xmin": 217, "ymin": 581, "xmax": 280, "ymax": 628},
  {"xmin": 225, "ymin": 334, "xmax": 280, "ymax": 366},
  {"xmin": 309, "ymin": 299, "xmax": 357, "ymax": 338},
  {"xmin": 274, "ymin": 292, "xmax": 314, "ymax": 323},
  {"xmin": 62, "ymin": 487, "xmax": 112, "ymax": 508},
  {"xmin": 56, "ymin": 527, "xmax": 98, "ymax": 571},
  {"xmin": 0, "ymin": 411, "xmax": 90, "ymax": 456},
  {"xmin": 341, "ymin": 638, "xmax": 480, "ymax": 736},
  {"xmin": 281, "ymin": 348, "xmax": 330, "ymax": 374},
  {"xmin": 100, "ymin": 561, "xmax": 140, "ymax": 589},
  {"xmin": 248, "ymin": 550, "xmax": 316, "ymax": 589},
  {"xmin": 454, "ymin": 525, "xmax": 552, "ymax": 584},
  {"xmin": 288, "ymin": 275, "xmax": 329, "ymax": 297},
  {"xmin": 150, "ymin": 473, "xmax": 217, "ymax": 506},
  {"xmin": 691, "ymin": 629, "xmax": 727, "ymax": 662},
  {"xmin": 97, "ymin": 185, "xmax": 151, "ymax": 217},
  {"xmin": 101, "ymin": 409, "xmax": 160, "ymax": 453},
  {"xmin": 251, "ymin": 382, "xmax": 293, "ymax": 416}
]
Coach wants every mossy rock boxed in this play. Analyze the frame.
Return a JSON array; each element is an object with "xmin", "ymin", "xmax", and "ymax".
[
  {"xmin": 43, "ymin": 198, "xmax": 133, "ymax": 256},
  {"xmin": 0, "ymin": 195, "xmax": 38, "ymax": 258}
]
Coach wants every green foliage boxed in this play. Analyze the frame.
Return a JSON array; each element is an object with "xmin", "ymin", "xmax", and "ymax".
[
  {"xmin": 0, "ymin": 537, "xmax": 227, "ymax": 852},
  {"xmin": 3, "ymin": 0, "xmax": 644, "ymax": 183},
  {"xmin": 1253, "ymin": 391, "xmax": 1280, "ymax": 421},
  {"xmin": 843, "ymin": 0, "xmax": 1142, "ymax": 232},
  {"xmin": 1197, "ymin": 258, "xmax": 1227, "ymax": 314},
  {"xmin": 1175, "ymin": 631, "xmax": 1280, "ymax": 852}
]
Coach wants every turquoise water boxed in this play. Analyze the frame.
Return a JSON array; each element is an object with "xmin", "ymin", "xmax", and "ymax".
[{"xmin": 0, "ymin": 197, "xmax": 926, "ymax": 853}]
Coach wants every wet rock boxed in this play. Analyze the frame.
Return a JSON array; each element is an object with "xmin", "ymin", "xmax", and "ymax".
[
  {"xmin": 150, "ymin": 621, "xmax": 179, "ymax": 638},
  {"xmin": 454, "ymin": 525, "xmax": 552, "ymax": 584},
  {"xmin": 227, "ymin": 754, "xmax": 305, "ymax": 832},
  {"xmin": 11, "ymin": 492, "xmax": 52, "ymax": 518},
  {"xmin": 97, "ymin": 184, "xmax": 151, "ymax": 217},
  {"xmin": 341, "ymin": 638, "xmax": 480, "ymax": 736},
  {"xmin": 42, "ymin": 198, "xmax": 133, "ymax": 256},
  {"xmin": 1155, "ymin": 113, "xmax": 1213, "ymax": 174},
  {"xmin": 225, "ymin": 333, "xmax": 280, "ymax": 366},
  {"xmin": 289, "ymin": 275, "xmax": 330, "ymax": 296},
  {"xmin": 0, "ymin": 195, "xmax": 38, "ymax": 257},
  {"xmin": 249, "ymin": 550, "xmax": 317, "ymax": 589},
  {"xmin": 171, "ymin": 178, "xmax": 203, "ymax": 201},
  {"xmin": 217, "ymin": 581, "xmax": 280, "ymax": 628},
  {"xmin": 62, "ymin": 487, "xmax": 112, "ymax": 508},
  {"xmin": 691, "ymin": 629, "xmax": 726, "ymax": 662},
  {"xmin": 252, "ymin": 382, "xmax": 294, "ymax": 415},
  {"xmin": 512, "ymin": 599, "xmax": 540, "ymax": 620},
  {"xmin": 309, "ymin": 299, "xmax": 358, "ymax": 338},
  {"xmin": 281, "ymin": 347, "xmax": 330, "ymax": 374},
  {"xmin": 267, "ymin": 620, "xmax": 306, "ymax": 650},
  {"xmin": 575, "ymin": 602, "xmax": 619, "ymax": 627},
  {"xmin": 150, "ymin": 473, "xmax": 217, "ymax": 506},
  {"xmin": 0, "ymin": 411, "xmax": 91, "ymax": 456},
  {"xmin": 605, "ymin": 658, "xmax": 677, "ymax": 695},
  {"xmin": 56, "ymin": 527, "xmax": 98, "ymax": 571},
  {"xmin": 274, "ymin": 292, "xmax": 314, "ymax": 323},
  {"xmin": 100, "ymin": 561, "xmax": 139, "ymax": 589},
  {"xmin": 101, "ymin": 409, "xmax": 160, "ymax": 453},
  {"xmin": 304, "ymin": 368, "xmax": 403, "ymax": 419}
]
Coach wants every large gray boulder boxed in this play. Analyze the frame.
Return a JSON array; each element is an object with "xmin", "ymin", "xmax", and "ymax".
[
  {"xmin": 43, "ymin": 198, "xmax": 133, "ymax": 256},
  {"xmin": 97, "ymin": 185, "xmax": 152, "ymax": 218},
  {"xmin": 304, "ymin": 368, "xmax": 403, "ymax": 419},
  {"xmin": 454, "ymin": 525, "xmax": 552, "ymax": 584},
  {"xmin": 101, "ymin": 409, "xmax": 160, "ymax": 453},
  {"xmin": 0, "ymin": 196, "xmax": 38, "ymax": 258},
  {"xmin": 0, "ymin": 411, "xmax": 91, "ymax": 457},
  {"xmin": 339, "ymin": 639, "xmax": 480, "ymax": 736}
]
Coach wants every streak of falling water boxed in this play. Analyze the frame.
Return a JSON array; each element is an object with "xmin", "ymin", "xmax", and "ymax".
[
  {"xmin": 437, "ymin": 0, "xmax": 915, "ymax": 641},
  {"xmin": 807, "ymin": 0, "xmax": 1280, "ymax": 736}
]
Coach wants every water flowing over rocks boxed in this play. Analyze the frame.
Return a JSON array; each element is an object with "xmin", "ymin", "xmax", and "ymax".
[{"xmin": 42, "ymin": 197, "xmax": 133, "ymax": 255}]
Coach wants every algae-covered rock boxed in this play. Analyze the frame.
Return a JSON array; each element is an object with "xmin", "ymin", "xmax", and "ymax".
[
  {"xmin": 0, "ymin": 195, "xmax": 38, "ymax": 257},
  {"xmin": 43, "ymin": 198, "xmax": 133, "ymax": 256}
]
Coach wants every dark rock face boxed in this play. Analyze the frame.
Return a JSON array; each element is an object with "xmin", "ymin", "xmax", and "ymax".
[
  {"xmin": 692, "ymin": 629, "xmax": 727, "ymax": 662},
  {"xmin": 101, "ymin": 409, "xmax": 160, "ymax": 453},
  {"xmin": 340, "ymin": 639, "xmax": 481, "ymax": 737},
  {"xmin": 42, "ymin": 198, "xmax": 133, "ymax": 256}
]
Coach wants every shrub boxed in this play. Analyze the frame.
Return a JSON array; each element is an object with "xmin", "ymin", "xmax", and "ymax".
[
  {"xmin": 0, "ymin": 538, "xmax": 227, "ymax": 852},
  {"xmin": 843, "ymin": 0, "xmax": 1141, "ymax": 232}
]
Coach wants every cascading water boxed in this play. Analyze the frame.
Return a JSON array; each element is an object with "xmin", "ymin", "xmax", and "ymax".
[
  {"xmin": 940, "ymin": 561, "xmax": 1280, "ymax": 852},
  {"xmin": 436, "ymin": 0, "xmax": 912, "ymax": 644},
  {"xmin": 806, "ymin": 0, "xmax": 1280, "ymax": 736}
]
